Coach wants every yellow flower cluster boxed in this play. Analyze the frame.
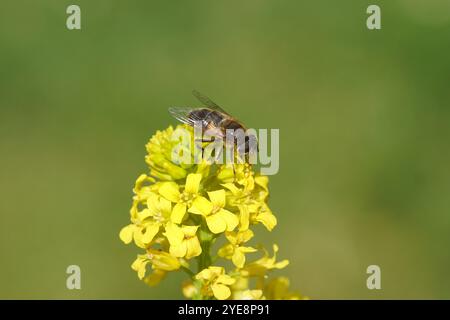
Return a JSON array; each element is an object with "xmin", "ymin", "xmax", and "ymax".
[{"xmin": 120, "ymin": 125, "xmax": 306, "ymax": 300}]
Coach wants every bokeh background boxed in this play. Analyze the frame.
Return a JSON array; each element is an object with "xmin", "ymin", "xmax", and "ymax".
[{"xmin": 1, "ymin": 0, "xmax": 449, "ymax": 299}]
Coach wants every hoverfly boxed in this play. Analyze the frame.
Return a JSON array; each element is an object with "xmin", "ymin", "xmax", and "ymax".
[{"xmin": 169, "ymin": 91, "xmax": 257, "ymax": 160}]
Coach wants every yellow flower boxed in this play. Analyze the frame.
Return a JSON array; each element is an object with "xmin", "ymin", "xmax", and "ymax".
[
  {"xmin": 195, "ymin": 266, "xmax": 236, "ymax": 300},
  {"xmin": 145, "ymin": 126, "xmax": 191, "ymax": 181},
  {"xmin": 188, "ymin": 189, "xmax": 239, "ymax": 234},
  {"xmin": 158, "ymin": 173, "xmax": 203, "ymax": 224},
  {"xmin": 218, "ymin": 230, "xmax": 257, "ymax": 268},
  {"xmin": 216, "ymin": 164, "xmax": 235, "ymax": 182},
  {"xmin": 164, "ymin": 222, "xmax": 202, "ymax": 259},
  {"xmin": 264, "ymin": 277, "xmax": 307, "ymax": 300},
  {"xmin": 242, "ymin": 244, "xmax": 289, "ymax": 278},
  {"xmin": 234, "ymin": 163, "xmax": 255, "ymax": 190},
  {"xmin": 217, "ymin": 163, "xmax": 255, "ymax": 190},
  {"xmin": 132, "ymin": 174, "xmax": 156, "ymax": 202},
  {"xmin": 119, "ymin": 192, "xmax": 173, "ymax": 248},
  {"xmin": 131, "ymin": 249, "xmax": 180, "ymax": 285},
  {"xmin": 222, "ymin": 179, "xmax": 277, "ymax": 231},
  {"xmin": 252, "ymin": 203, "xmax": 277, "ymax": 231}
]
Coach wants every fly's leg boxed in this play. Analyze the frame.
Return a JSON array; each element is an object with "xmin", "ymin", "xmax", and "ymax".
[{"xmin": 194, "ymin": 137, "xmax": 216, "ymax": 163}]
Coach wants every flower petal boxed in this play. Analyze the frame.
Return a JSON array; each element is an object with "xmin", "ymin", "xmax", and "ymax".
[
  {"xmin": 238, "ymin": 205, "xmax": 249, "ymax": 231},
  {"xmin": 216, "ymin": 274, "xmax": 235, "ymax": 285},
  {"xmin": 217, "ymin": 243, "xmax": 234, "ymax": 259},
  {"xmin": 171, "ymin": 203, "xmax": 187, "ymax": 224},
  {"xmin": 137, "ymin": 261, "xmax": 149, "ymax": 280},
  {"xmin": 137, "ymin": 208, "xmax": 152, "ymax": 221},
  {"xmin": 274, "ymin": 260, "xmax": 290, "ymax": 269},
  {"xmin": 181, "ymin": 225, "xmax": 199, "ymax": 237},
  {"xmin": 255, "ymin": 175, "xmax": 268, "ymax": 191},
  {"xmin": 196, "ymin": 268, "xmax": 213, "ymax": 280},
  {"xmin": 170, "ymin": 242, "xmax": 187, "ymax": 258},
  {"xmin": 159, "ymin": 197, "xmax": 172, "ymax": 215},
  {"xmin": 164, "ymin": 222, "xmax": 184, "ymax": 245},
  {"xmin": 221, "ymin": 183, "xmax": 241, "ymax": 195},
  {"xmin": 256, "ymin": 209, "xmax": 277, "ymax": 231},
  {"xmin": 212, "ymin": 283, "xmax": 231, "ymax": 300},
  {"xmin": 240, "ymin": 246, "xmax": 257, "ymax": 253},
  {"xmin": 146, "ymin": 192, "xmax": 160, "ymax": 214},
  {"xmin": 185, "ymin": 237, "xmax": 202, "ymax": 259},
  {"xmin": 185, "ymin": 173, "xmax": 202, "ymax": 194},
  {"xmin": 207, "ymin": 189, "xmax": 226, "ymax": 208},
  {"xmin": 159, "ymin": 182, "xmax": 180, "ymax": 202},
  {"xmin": 119, "ymin": 224, "xmax": 136, "ymax": 244},
  {"xmin": 131, "ymin": 255, "xmax": 145, "ymax": 271},
  {"xmin": 218, "ymin": 209, "xmax": 239, "ymax": 232},
  {"xmin": 141, "ymin": 223, "xmax": 160, "ymax": 244},
  {"xmin": 148, "ymin": 249, "xmax": 181, "ymax": 271},
  {"xmin": 232, "ymin": 249, "xmax": 246, "ymax": 268},
  {"xmin": 206, "ymin": 213, "xmax": 227, "ymax": 234},
  {"xmin": 189, "ymin": 196, "xmax": 213, "ymax": 216},
  {"xmin": 237, "ymin": 229, "xmax": 254, "ymax": 244}
]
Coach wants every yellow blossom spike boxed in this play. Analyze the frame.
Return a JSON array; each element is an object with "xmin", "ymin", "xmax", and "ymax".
[{"xmin": 120, "ymin": 124, "xmax": 305, "ymax": 300}]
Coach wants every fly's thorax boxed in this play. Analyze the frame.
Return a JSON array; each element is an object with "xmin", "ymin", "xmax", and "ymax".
[
  {"xmin": 188, "ymin": 108, "xmax": 226, "ymax": 129},
  {"xmin": 187, "ymin": 108, "xmax": 210, "ymax": 126}
]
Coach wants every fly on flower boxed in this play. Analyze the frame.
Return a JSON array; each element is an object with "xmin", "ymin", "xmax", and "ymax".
[
  {"xmin": 169, "ymin": 91, "xmax": 258, "ymax": 164},
  {"xmin": 120, "ymin": 124, "xmax": 305, "ymax": 300}
]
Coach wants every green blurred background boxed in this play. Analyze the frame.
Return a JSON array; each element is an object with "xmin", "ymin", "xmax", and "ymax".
[{"xmin": 1, "ymin": 0, "xmax": 450, "ymax": 299}]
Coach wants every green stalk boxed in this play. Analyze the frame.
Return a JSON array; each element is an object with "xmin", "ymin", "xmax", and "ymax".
[{"xmin": 197, "ymin": 227, "xmax": 214, "ymax": 272}]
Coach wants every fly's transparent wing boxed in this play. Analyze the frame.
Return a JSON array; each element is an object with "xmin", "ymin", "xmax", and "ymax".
[
  {"xmin": 192, "ymin": 90, "xmax": 231, "ymax": 116},
  {"xmin": 168, "ymin": 107, "xmax": 205, "ymax": 127}
]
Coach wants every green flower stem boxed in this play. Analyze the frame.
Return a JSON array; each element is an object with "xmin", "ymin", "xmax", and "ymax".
[
  {"xmin": 197, "ymin": 227, "xmax": 214, "ymax": 272},
  {"xmin": 181, "ymin": 266, "xmax": 195, "ymax": 277}
]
